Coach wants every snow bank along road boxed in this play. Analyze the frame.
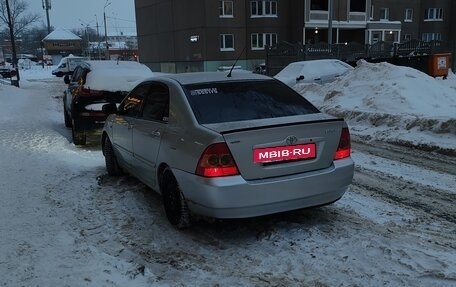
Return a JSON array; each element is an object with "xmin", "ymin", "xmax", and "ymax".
[{"xmin": 0, "ymin": 77, "xmax": 455, "ymax": 287}]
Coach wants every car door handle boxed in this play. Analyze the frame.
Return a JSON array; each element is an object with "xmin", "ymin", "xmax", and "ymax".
[{"xmin": 150, "ymin": 131, "xmax": 161, "ymax": 137}]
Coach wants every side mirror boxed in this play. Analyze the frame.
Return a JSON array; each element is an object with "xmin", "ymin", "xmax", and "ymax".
[
  {"xmin": 64, "ymin": 75, "xmax": 70, "ymax": 84},
  {"xmin": 296, "ymin": 75, "xmax": 305, "ymax": 82},
  {"xmin": 102, "ymin": 103, "xmax": 118, "ymax": 115}
]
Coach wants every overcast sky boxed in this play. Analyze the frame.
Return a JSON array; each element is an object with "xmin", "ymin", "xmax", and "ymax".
[{"xmin": 27, "ymin": 0, "xmax": 137, "ymax": 36}]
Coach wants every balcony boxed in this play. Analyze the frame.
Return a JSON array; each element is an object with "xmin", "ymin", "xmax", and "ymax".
[
  {"xmin": 349, "ymin": 12, "xmax": 366, "ymax": 22},
  {"xmin": 309, "ymin": 11, "xmax": 367, "ymax": 23},
  {"xmin": 309, "ymin": 10, "xmax": 328, "ymax": 21}
]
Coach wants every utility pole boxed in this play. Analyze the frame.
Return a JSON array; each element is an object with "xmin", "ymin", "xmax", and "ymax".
[
  {"xmin": 328, "ymin": 0, "xmax": 333, "ymax": 44},
  {"xmin": 42, "ymin": 0, "xmax": 52, "ymax": 34},
  {"xmin": 104, "ymin": 1, "xmax": 111, "ymax": 60},
  {"xmin": 5, "ymin": 0, "xmax": 19, "ymax": 87}
]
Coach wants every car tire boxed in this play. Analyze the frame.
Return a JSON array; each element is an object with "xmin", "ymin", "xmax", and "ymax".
[
  {"xmin": 103, "ymin": 137, "xmax": 122, "ymax": 176},
  {"xmin": 71, "ymin": 121, "xmax": 86, "ymax": 145},
  {"xmin": 56, "ymin": 72, "xmax": 63, "ymax": 77},
  {"xmin": 63, "ymin": 104, "xmax": 72, "ymax": 128},
  {"xmin": 161, "ymin": 168, "xmax": 191, "ymax": 229}
]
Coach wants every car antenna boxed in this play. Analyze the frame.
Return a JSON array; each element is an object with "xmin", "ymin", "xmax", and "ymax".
[{"xmin": 227, "ymin": 46, "xmax": 246, "ymax": 78}]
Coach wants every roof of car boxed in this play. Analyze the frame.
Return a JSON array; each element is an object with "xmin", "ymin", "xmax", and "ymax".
[
  {"xmin": 79, "ymin": 60, "xmax": 154, "ymax": 92},
  {"xmin": 151, "ymin": 71, "xmax": 272, "ymax": 85}
]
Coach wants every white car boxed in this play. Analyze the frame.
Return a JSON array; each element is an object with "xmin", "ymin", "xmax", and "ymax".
[{"xmin": 274, "ymin": 59, "xmax": 353, "ymax": 87}]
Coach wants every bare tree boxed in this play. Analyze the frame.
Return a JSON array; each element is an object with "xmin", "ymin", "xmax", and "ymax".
[
  {"xmin": 0, "ymin": 0, "xmax": 40, "ymax": 39},
  {"xmin": 0, "ymin": 0, "xmax": 40, "ymax": 86}
]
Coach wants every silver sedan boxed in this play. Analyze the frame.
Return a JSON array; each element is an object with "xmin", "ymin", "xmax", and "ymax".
[{"xmin": 101, "ymin": 72, "xmax": 354, "ymax": 228}]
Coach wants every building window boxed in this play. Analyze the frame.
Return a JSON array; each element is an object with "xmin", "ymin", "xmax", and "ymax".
[
  {"xmin": 405, "ymin": 8, "xmax": 413, "ymax": 22},
  {"xmin": 251, "ymin": 33, "xmax": 277, "ymax": 50},
  {"xmin": 424, "ymin": 8, "xmax": 443, "ymax": 21},
  {"xmin": 380, "ymin": 8, "xmax": 389, "ymax": 20},
  {"xmin": 220, "ymin": 34, "xmax": 234, "ymax": 51},
  {"xmin": 219, "ymin": 1, "xmax": 233, "ymax": 17},
  {"xmin": 251, "ymin": 1, "xmax": 277, "ymax": 17},
  {"xmin": 350, "ymin": 0, "xmax": 366, "ymax": 13},
  {"xmin": 422, "ymin": 33, "xmax": 441, "ymax": 42},
  {"xmin": 310, "ymin": 0, "xmax": 328, "ymax": 11},
  {"xmin": 403, "ymin": 34, "xmax": 412, "ymax": 41}
]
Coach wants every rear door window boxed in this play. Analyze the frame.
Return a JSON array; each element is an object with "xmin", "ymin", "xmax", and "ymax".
[
  {"xmin": 71, "ymin": 66, "xmax": 83, "ymax": 83},
  {"xmin": 183, "ymin": 80, "xmax": 319, "ymax": 124},
  {"xmin": 118, "ymin": 84, "xmax": 150, "ymax": 117},
  {"xmin": 140, "ymin": 83, "xmax": 169, "ymax": 122}
]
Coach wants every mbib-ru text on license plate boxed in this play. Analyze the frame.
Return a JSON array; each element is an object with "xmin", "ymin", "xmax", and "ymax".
[{"xmin": 253, "ymin": 143, "xmax": 316, "ymax": 163}]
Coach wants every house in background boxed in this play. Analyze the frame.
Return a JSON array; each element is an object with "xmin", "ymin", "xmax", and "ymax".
[
  {"xmin": 106, "ymin": 33, "xmax": 139, "ymax": 61},
  {"xmin": 42, "ymin": 28, "xmax": 83, "ymax": 65}
]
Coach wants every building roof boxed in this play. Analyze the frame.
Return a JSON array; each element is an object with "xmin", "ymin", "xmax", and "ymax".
[{"xmin": 43, "ymin": 28, "xmax": 82, "ymax": 41}]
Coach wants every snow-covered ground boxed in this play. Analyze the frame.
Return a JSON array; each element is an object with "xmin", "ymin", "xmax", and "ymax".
[{"xmin": 0, "ymin": 64, "xmax": 455, "ymax": 286}]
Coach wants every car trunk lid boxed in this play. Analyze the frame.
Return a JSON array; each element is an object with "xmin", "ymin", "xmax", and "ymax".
[{"xmin": 203, "ymin": 114, "xmax": 345, "ymax": 180}]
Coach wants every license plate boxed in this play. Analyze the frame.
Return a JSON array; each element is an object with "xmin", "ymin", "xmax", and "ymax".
[{"xmin": 253, "ymin": 143, "xmax": 316, "ymax": 163}]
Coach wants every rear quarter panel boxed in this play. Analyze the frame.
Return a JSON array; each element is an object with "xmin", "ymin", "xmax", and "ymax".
[{"xmin": 154, "ymin": 80, "xmax": 223, "ymax": 178}]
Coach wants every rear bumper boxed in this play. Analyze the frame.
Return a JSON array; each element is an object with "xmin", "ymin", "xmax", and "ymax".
[
  {"xmin": 72, "ymin": 114, "xmax": 107, "ymax": 131},
  {"xmin": 173, "ymin": 158, "xmax": 354, "ymax": 219}
]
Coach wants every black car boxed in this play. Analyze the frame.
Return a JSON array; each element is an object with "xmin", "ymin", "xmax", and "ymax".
[{"xmin": 63, "ymin": 60, "xmax": 154, "ymax": 145}]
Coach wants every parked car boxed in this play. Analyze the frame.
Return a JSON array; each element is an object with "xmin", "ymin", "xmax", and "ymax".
[
  {"xmin": 63, "ymin": 60, "xmax": 154, "ymax": 145},
  {"xmin": 101, "ymin": 72, "xmax": 354, "ymax": 228},
  {"xmin": 52, "ymin": 55, "xmax": 88, "ymax": 77},
  {"xmin": 0, "ymin": 62, "xmax": 12, "ymax": 78},
  {"xmin": 274, "ymin": 59, "xmax": 354, "ymax": 87}
]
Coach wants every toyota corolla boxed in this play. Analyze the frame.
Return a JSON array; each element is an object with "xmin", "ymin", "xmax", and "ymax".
[{"xmin": 101, "ymin": 72, "xmax": 354, "ymax": 228}]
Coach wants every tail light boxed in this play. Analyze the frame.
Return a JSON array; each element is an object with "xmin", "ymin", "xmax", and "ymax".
[
  {"xmin": 334, "ymin": 127, "xmax": 351, "ymax": 160},
  {"xmin": 196, "ymin": 143, "xmax": 240, "ymax": 177},
  {"xmin": 78, "ymin": 87, "xmax": 104, "ymax": 97}
]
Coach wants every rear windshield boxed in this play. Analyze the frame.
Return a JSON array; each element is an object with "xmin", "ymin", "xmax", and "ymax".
[{"xmin": 183, "ymin": 80, "xmax": 319, "ymax": 124}]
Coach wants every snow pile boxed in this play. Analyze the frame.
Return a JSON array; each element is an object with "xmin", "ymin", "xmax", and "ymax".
[{"xmin": 295, "ymin": 60, "xmax": 456, "ymax": 152}]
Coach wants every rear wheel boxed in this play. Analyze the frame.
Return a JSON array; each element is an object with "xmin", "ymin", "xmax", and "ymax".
[
  {"xmin": 161, "ymin": 168, "xmax": 191, "ymax": 229},
  {"xmin": 71, "ymin": 120, "xmax": 86, "ymax": 145},
  {"xmin": 103, "ymin": 137, "xmax": 122, "ymax": 176}
]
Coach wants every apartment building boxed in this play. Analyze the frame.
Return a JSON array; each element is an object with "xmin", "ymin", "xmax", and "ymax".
[{"xmin": 135, "ymin": 0, "xmax": 454, "ymax": 72}]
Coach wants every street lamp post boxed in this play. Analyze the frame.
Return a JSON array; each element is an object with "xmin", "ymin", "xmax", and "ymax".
[
  {"xmin": 79, "ymin": 19, "xmax": 93, "ymax": 59},
  {"xmin": 95, "ymin": 14, "xmax": 101, "ymax": 59},
  {"xmin": 104, "ymin": 1, "xmax": 111, "ymax": 60},
  {"xmin": 81, "ymin": 24, "xmax": 90, "ymax": 58}
]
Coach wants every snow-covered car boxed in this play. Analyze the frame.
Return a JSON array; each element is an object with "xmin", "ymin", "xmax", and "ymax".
[
  {"xmin": 101, "ymin": 72, "xmax": 354, "ymax": 228},
  {"xmin": 274, "ymin": 59, "xmax": 354, "ymax": 87},
  {"xmin": 63, "ymin": 60, "xmax": 154, "ymax": 145}
]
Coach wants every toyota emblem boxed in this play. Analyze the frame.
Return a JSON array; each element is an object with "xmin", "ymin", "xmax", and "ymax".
[{"xmin": 285, "ymin": 135, "xmax": 298, "ymax": 145}]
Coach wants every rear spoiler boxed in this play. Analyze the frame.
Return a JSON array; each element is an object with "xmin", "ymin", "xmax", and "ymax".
[{"xmin": 202, "ymin": 114, "xmax": 344, "ymax": 134}]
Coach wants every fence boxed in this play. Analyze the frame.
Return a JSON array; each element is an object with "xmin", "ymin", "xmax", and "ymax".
[{"xmin": 265, "ymin": 40, "xmax": 453, "ymax": 76}]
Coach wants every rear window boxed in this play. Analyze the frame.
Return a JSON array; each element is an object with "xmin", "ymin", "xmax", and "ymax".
[{"xmin": 183, "ymin": 79, "xmax": 319, "ymax": 124}]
